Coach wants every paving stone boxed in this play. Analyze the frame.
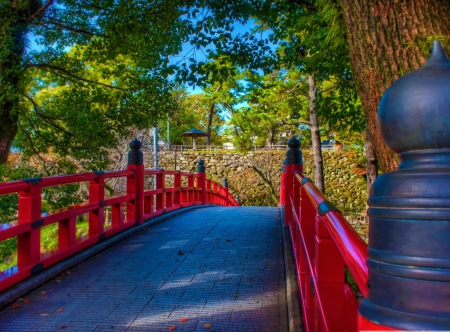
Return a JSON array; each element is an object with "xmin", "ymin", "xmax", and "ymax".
[{"xmin": 0, "ymin": 207, "xmax": 287, "ymax": 331}]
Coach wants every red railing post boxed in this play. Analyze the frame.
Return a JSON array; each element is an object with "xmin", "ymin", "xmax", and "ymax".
[
  {"xmin": 206, "ymin": 179, "xmax": 212, "ymax": 204},
  {"xmin": 174, "ymin": 171, "xmax": 181, "ymax": 207},
  {"xmin": 155, "ymin": 171, "xmax": 165, "ymax": 212},
  {"xmin": 314, "ymin": 214, "xmax": 346, "ymax": 330},
  {"xmin": 89, "ymin": 172, "xmax": 105, "ymax": 236},
  {"xmin": 284, "ymin": 138, "xmax": 303, "ymax": 227},
  {"xmin": 180, "ymin": 174, "xmax": 187, "ymax": 205},
  {"xmin": 126, "ymin": 139, "xmax": 144, "ymax": 224},
  {"xmin": 279, "ymin": 159, "xmax": 286, "ymax": 206},
  {"xmin": 223, "ymin": 178, "xmax": 229, "ymax": 206},
  {"xmin": 17, "ymin": 179, "xmax": 42, "ymax": 268},
  {"xmin": 197, "ymin": 159, "xmax": 206, "ymax": 205},
  {"xmin": 188, "ymin": 174, "xmax": 194, "ymax": 204}
]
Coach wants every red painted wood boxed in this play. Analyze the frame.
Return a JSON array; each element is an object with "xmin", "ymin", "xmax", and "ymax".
[
  {"xmin": 174, "ymin": 173, "xmax": 181, "ymax": 206},
  {"xmin": 0, "ymin": 163, "xmax": 236, "ymax": 293},
  {"xmin": 286, "ymin": 171, "xmax": 371, "ymax": 332},
  {"xmin": 89, "ymin": 174, "xmax": 105, "ymax": 236},
  {"xmin": 155, "ymin": 171, "xmax": 164, "ymax": 213},
  {"xmin": 280, "ymin": 172, "xmax": 286, "ymax": 206},
  {"xmin": 17, "ymin": 184, "xmax": 42, "ymax": 268},
  {"xmin": 58, "ymin": 217, "xmax": 76, "ymax": 250}
]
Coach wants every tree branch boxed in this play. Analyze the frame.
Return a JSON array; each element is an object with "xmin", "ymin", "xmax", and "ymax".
[
  {"xmin": 26, "ymin": 63, "xmax": 127, "ymax": 91},
  {"xmin": 40, "ymin": 20, "xmax": 106, "ymax": 37},
  {"xmin": 251, "ymin": 165, "xmax": 278, "ymax": 205},
  {"xmin": 23, "ymin": 93, "xmax": 74, "ymax": 136},
  {"xmin": 17, "ymin": 120, "xmax": 50, "ymax": 175},
  {"xmin": 29, "ymin": 0, "xmax": 54, "ymax": 21}
]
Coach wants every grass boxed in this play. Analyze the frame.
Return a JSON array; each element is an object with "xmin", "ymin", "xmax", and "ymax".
[{"xmin": 0, "ymin": 220, "xmax": 90, "ymax": 272}]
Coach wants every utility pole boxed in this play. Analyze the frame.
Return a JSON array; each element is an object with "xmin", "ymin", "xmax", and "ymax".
[
  {"xmin": 153, "ymin": 127, "xmax": 158, "ymax": 190},
  {"xmin": 167, "ymin": 114, "xmax": 170, "ymax": 148},
  {"xmin": 153, "ymin": 127, "xmax": 158, "ymax": 169}
]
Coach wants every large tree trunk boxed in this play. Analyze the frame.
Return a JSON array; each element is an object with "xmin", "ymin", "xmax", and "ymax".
[
  {"xmin": 309, "ymin": 75, "xmax": 325, "ymax": 193},
  {"xmin": 339, "ymin": 0, "xmax": 450, "ymax": 173}
]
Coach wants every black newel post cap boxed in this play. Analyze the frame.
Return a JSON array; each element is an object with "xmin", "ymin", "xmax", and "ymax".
[
  {"xmin": 197, "ymin": 159, "xmax": 205, "ymax": 173},
  {"xmin": 378, "ymin": 40, "xmax": 450, "ymax": 154},
  {"xmin": 128, "ymin": 139, "xmax": 143, "ymax": 165},
  {"xmin": 223, "ymin": 178, "xmax": 228, "ymax": 188},
  {"xmin": 286, "ymin": 137, "xmax": 302, "ymax": 165}
]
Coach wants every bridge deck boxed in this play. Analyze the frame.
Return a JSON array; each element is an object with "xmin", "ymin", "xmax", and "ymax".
[{"xmin": 0, "ymin": 207, "xmax": 288, "ymax": 332}]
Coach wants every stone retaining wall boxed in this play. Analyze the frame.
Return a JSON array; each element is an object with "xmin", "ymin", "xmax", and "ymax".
[{"xmin": 154, "ymin": 150, "xmax": 367, "ymax": 210}]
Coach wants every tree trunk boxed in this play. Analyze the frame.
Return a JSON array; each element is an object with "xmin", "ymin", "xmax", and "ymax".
[
  {"xmin": 309, "ymin": 75, "xmax": 325, "ymax": 193},
  {"xmin": 0, "ymin": 1, "xmax": 44, "ymax": 164},
  {"xmin": 365, "ymin": 127, "xmax": 378, "ymax": 196},
  {"xmin": 0, "ymin": 109, "xmax": 18, "ymax": 164},
  {"xmin": 206, "ymin": 103, "xmax": 215, "ymax": 146},
  {"xmin": 339, "ymin": 0, "xmax": 450, "ymax": 173}
]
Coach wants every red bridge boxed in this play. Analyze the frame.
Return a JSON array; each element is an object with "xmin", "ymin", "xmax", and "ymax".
[{"xmin": 0, "ymin": 42, "xmax": 449, "ymax": 331}]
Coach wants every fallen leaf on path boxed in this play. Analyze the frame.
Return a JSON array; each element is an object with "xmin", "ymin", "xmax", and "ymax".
[
  {"xmin": 24, "ymin": 299, "xmax": 30, "ymax": 303},
  {"xmin": 12, "ymin": 303, "xmax": 21, "ymax": 309},
  {"xmin": 179, "ymin": 318, "xmax": 189, "ymax": 322},
  {"xmin": 233, "ymin": 293, "xmax": 240, "ymax": 298},
  {"xmin": 178, "ymin": 250, "xmax": 184, "ymax": 255},
  {"xmin": 60, "ymin": 325, "xmax": 67, "ymax": 329},
  {"xmin": 40, "ymin": 291, "xmax": 46, "ymax": 294},
  {"xmin": 226, "ymin": 239, "xmax": 232, "ymax": 242},
  {"xmin": 63, "ymin": 271, "xmax": 71, "ymax": 275},
  {"xmin": 168, "ymin": 326, "xmax": 177, "ymax": 330},
  {"xmin": 40, "ymin": 314, "xmax": 49, "ymax": 316},
  {"xmin": 203, "ymin": 324, "xmax": 212, "ymax": 328},
  {"xmin": 161, "ymin": 313, "xmax": 168, "ymax": 316},
  {"xmin": 57, "ymin": 308, "xmax": 63, "ymax": 313}
]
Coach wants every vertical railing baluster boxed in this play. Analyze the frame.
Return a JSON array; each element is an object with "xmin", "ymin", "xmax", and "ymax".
[
  {"xmin": 197, "ymin": 159, "xmax": 206, "ymax": 205},
  {"xmin": 223, "ymin": 178, "xmax": 229, "ymax": 207},
  {"xmin": 155, "ymin": 171, "xmax": 164, "ymax": 213},
  {"xmin": 127, "ymin": 139, "xmax": 144, "ymax": 224},
  {"xmin": 59, "ymin": 216, "xmax": 76, "ymax": 250},
  {"xmin": 89, "ymin": 172, "xmax": 105, "ymax": 236},
  {"xmin": 174, "ymin": 171, "xmax": 181, "ymax": 208},
  {"xmin": 188, "ymin": 174, "xmax": 194, "ymax": 204},
  {"xmin": 17, "ymin": 179, "xmax": 42, "ymax": 269}
]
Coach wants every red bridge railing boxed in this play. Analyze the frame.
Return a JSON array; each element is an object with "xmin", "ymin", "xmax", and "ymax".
[
  {"xmin": 281, "ymin": 42, "xmax": 450, "ymax": 332},
  {"xmin": 0, "ymin": 139, "xmax": 238, "ymax": 292},
  {"xmin": 281, "ymin": 138, "xmax": 367, "ymax": 332}
]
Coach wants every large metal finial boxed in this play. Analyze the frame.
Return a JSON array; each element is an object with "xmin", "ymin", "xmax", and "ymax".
[
  {"xmin": 361, "ymin": 41, "xmax": 450, "ymax": 329},
  {"xmin": 128, "ymin": 139, "xmax": 143, "ymax": 165},
  {"xmin": 286, "ymin": 137, "xmax": 302, "ymax": 165},
  {"xmin": 223, "ymin": 178, "xmax": 228, "ymax": 188},
  {"xmin": 378, "ymin": 40, "xmax": 450, "ymax": 154},
  {"xmin": 197, "ymin": 159, "xmax": 205, "ymax": 173}
]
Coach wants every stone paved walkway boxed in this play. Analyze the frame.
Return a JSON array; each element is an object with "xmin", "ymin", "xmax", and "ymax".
[{"xmin": 0, "ymin": 207, "xmax": 287, "ymax": 332}]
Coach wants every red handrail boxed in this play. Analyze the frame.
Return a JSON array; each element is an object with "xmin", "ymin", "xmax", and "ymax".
[
  {"xmin": 283, "ymin": 162, "xmax": 367, "ymax": 332},
  {"xmin": 294, "ymin": 172, "xmax": 369, "ymax": 296},
  {"xmin": 0, "ymin": 165, "xmax": 238, "ymax": 292}
]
